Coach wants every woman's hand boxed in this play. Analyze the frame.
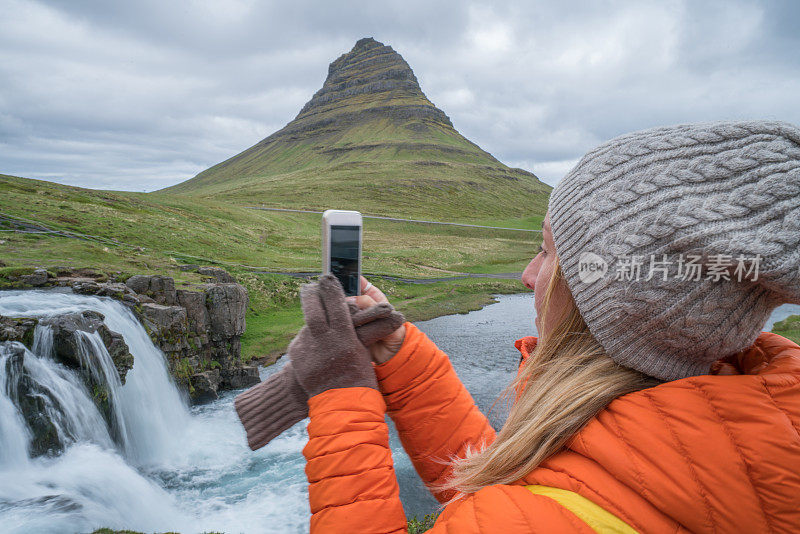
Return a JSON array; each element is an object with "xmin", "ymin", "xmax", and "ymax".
[{"xmin": 348, "ymin": 276, "xmax": 407, "ymax": 364}]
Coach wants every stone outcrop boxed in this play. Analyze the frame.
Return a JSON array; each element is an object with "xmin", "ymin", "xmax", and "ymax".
[
  {"xmin": 1, "ymin": 266, "xmax": 260, "ymax": 404},
  {"xmin": 190, "ymin": 369, "xmax": 222, "ymax": 404},
  {"xmin": 62, "ymin": 270, "xmax": 256, "ymax": 402},
  {"xmin": 41, "ymin": 310, "xmax": 134, "ymax": 385},
  {"xmin": 197, "ymin": 266, "xmax": 236, "ymax": 283},
  {"xmin": 21, "ymin": 268, "xmax": 49, "ymax": 287},
  {"xmin": 138, "ymin": 302, "xmax": 189, "ymax": 353},
  {"xmin": 206, "ymin": 284, "xmax": 248, "ymax": 340},
  {"xmin": 129, "ymin": 277, "xmax": 257, "ymax": 401},
  {"xmin": 1, "ymin": 316, "xmax": 38, "ymax": 347},
  {"xmin": 125, "ymin": 275, "xmax": 177, "ymax": 305}
]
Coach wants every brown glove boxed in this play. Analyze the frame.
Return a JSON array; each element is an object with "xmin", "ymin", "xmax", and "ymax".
[
  {"xmin": 235, "ymin": 279, "xmax": 404, "ymax": 450},
  {"xmin": 290, "ymin": 274, "xmax": 382, "ymax": 395}
]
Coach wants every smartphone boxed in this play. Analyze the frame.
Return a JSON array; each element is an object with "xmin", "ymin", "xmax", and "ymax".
[{"xmin": 322, "ymin": 210, "xmax": 362, "ymax": 296}]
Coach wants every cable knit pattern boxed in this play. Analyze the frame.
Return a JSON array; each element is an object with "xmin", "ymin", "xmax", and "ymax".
[{"xmin": 549, "ymin": 120, "xmax": 800, "ymax": 380}]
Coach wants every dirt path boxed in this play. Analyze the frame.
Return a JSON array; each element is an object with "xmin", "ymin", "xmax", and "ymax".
[
  {"xmin": 244, "ymin": 207, "xmax": 541, "ymax": 233},
  {"xmin": 264, "ymin": 271, "xmax": 521, "ymax": 284}
]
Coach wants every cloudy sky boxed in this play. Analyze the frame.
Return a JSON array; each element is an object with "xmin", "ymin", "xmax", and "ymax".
[{"xmin": 1, "ymin": 0, "xmax": 799, "ymax": 191}]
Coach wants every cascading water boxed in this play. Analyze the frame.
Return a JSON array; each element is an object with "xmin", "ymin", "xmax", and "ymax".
[
  {"xmin": 0, "ymin": 291, "xmax": 190, "ymax": 466},
  {"xmin": 0, "ymin": 347, "xmax": 32, "ymax": 467},
  {"xmin": 2, "ymin": 337, "xmax": 114, "ymax": 456}
]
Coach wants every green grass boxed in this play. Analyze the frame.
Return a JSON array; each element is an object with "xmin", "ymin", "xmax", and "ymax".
[
  {"xmin": 168, "ymin": 158, "xmax": 549, "ymax": 222},
  {"xmin": 466, "ymin": 214, "xmax": 546, "ymax": 231},
  {"xmin": 772, "ymin": 315, "xmax": 800, "ymax": 345},
  {"xmin": 0, "ymin": 173, "xmax": 540, "ymax": 362},
  {"xmin": 408, "ymin": 513, "xmax": 440, "ymax": 533}
]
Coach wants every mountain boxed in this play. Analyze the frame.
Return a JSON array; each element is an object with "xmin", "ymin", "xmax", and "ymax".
[{"xmin": 163, "ymin": 37, "xmax": 550, "ymax": 220}]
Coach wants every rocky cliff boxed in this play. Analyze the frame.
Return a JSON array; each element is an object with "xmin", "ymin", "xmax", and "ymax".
[
  {"xmin": 1, "ymin": 267, "xmax": 259, "ymax": 405},
  {"xmin": 285, "ymin": 37, "xmax": 457, "ymax": 142}
]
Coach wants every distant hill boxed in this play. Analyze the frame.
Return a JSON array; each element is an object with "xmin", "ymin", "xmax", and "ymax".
[{"xmin": 163, "ymin": 37, "xmax": 550, "ymax": 220}]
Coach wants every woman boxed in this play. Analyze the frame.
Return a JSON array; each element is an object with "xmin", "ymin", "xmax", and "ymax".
[{"xmin": 278, "ymin": 121, "xmax": 800, "ymax": 532}]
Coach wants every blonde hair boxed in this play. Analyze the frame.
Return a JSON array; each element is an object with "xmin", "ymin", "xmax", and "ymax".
[{"xmin": 435, "ymin": 258, "xmax": 660, "ymax": 497}]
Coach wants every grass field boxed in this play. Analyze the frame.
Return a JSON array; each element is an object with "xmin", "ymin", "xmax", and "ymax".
[
  {"xmin": 772, "ymin": 315, "xmax": 800, "ymax": 345},
  {"xmin": 0, "ymin": 173, "xmax": 540, "ymax": 361}
]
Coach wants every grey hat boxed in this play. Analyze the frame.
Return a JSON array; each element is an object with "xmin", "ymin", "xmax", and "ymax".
[{"xmin": 549, "ymin": 121, "xmax": 800, "ymax": 381}]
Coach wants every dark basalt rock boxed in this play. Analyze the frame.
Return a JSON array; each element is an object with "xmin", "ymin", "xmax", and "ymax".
[
  {"xmin": 40, "ymin": 310, "xmax": 133, "ymax": 385},
  {"xmin": 2, "ymin": 343, "xmax": 62, "ymax": 456},
  {"xmin": 0, "ymin": 316, "xmax": 38, "ymax": 349},
  {"xmin": 176, "ymin": 289, "xmax": 210, "ymax": 334},
  {"xmin": 197, "ymin": 266, "xmax": 236, "ymax": 283},
  {"xmin": 221, "ymin": 364, "xmax": 260, "ymax": 390},
  {"xmin": 125, "ymin": 275, "xmax": 176, "ymax": 305},
  {"xmin": 21, "ymin": 269, "xmax": 49, "ymax": 287},
  {"xmin": 205, "ymin": 284, "xmax": 248, "ymax": 340},
  {"xmin": 190, "ymin": 369, "xmax": 221, "ymax": 404}
]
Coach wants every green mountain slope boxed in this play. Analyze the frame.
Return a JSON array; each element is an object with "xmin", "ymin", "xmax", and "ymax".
[
  {"xmin": 1, "ymin": 173, "xmax": 540, "ymax": 359},
  {"xmin": 163, "ymin": 38, "xmax": 550, "ymax": 219}
]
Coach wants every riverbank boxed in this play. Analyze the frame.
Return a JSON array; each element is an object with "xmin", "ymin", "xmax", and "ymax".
[
  {"xmin": 0, "ymin": 265, "xmax": 526, "ymax": 364},
  {"xmin": 239, "ymin": 272, "xmax": 525, "ymax": 365},
  {"xmin": 773, "ymin": 314, "xmax": 800, "ymax": 344}
]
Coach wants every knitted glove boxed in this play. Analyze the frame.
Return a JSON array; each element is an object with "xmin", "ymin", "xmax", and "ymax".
[
  {"xmin": 291, "ymin": 274, "xmax": 380, "ymax": 396},
  {"xmin": 235, "ymin": 282, "xmax": 404, "ymax": 450}
]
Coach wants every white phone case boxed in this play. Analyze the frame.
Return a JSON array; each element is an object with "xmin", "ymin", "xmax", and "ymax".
[{"xmin": 322, "ymin": 209, "xmax": 362, "ymax": 296}]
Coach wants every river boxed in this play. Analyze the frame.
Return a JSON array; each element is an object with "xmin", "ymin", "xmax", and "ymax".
[{"xmin": 0, "ymin": 290, "xmax": 798, "ymax": 533}]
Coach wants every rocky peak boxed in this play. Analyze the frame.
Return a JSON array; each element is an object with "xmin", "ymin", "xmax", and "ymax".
[{"xmin": 295, "ymin": 37, "xmax": 445, "ymax": 125}]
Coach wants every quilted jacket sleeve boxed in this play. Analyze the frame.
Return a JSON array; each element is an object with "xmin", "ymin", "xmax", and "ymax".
[
  {"xmin": 303, "ymin": 387, "xmax": 407, "ymax": 533},
  {"xmin": 373, "ymin": 323, "xmax": 497, "ymax": 503},
  {"xmin": 302, "ymin": 386, "xmax": 590, "ymax": 534}
]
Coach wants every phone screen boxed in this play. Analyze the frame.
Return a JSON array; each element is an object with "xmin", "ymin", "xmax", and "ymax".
[{"xmin": 330, "ymin": 225, "xmax": 360, "ymax": 296}]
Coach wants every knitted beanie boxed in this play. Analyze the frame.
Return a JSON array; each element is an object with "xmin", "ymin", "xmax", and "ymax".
[{"xmin": 549, "ymin": 120, "xmax": 800, "ymax": 381}]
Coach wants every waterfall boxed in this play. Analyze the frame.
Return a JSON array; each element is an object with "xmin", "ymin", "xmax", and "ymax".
[
  {"xmin": 0, "ymin": 290, "xmax": 191, "ymax": 466},
  {"xmin": 0, "ymin": 290, "xmax": 194, "ymax": 530},
  {"xmin": 0, "ymin": 289, "xmax": 311, "ymax": 534}
]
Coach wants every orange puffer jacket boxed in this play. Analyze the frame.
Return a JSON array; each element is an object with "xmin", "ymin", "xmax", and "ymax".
[{"xmin": 302, "ymin": 323, "xmax": 800, "ymax": 533}]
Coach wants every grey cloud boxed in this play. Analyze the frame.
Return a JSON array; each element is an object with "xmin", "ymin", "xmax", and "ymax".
[{"xmin": 1, "ymin": 0, "xmax": 799, "ymax": 190}]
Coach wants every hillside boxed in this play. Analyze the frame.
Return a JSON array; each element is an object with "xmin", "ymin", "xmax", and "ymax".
[
  {"xmin": 0, "ymin": 173, "xmax": 541, "ymax": 359},
  {"xmin": 163, "ymin": 38, "xmax": 550, "ymax": 219},
  {"xmin": 773, "ymin": 315, "xmax": 800, "ymax": 345}
]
